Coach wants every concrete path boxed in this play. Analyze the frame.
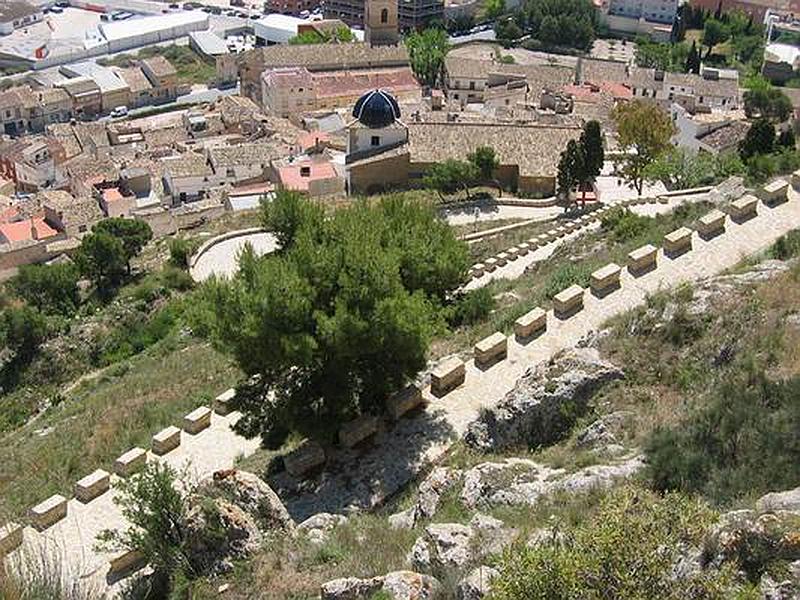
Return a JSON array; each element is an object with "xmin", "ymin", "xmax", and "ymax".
[
  {"xmin": 190, "ymin": 231, "xmax": 278, "ymax": 282},
  {"xmin": 6, "ymin": 411, "xmax": 260, "ymax": 595},
  {"xmin": 6, "ymin": 188, "xmax": 799, "ymax": 593},
  {"xmin": 271, "ymin": 191, "xmax": 800, "ymax": 520}
]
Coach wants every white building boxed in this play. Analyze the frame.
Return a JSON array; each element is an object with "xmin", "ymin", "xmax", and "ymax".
[
  {"xmin": 253, "ymin": 14, "xmax": 307, "ymax": 45},
  {"xmin": 598, "ymin": 0, "xmax": 677, "ymax": 41},
  {"xmin": 96, "ymin": 11, "xmax": 209, "ymax": 53}
]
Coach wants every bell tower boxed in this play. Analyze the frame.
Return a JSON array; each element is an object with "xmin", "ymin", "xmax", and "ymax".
[{"xmin": 365, "ymin": 0, "xmax": 398, "ymax": 47}]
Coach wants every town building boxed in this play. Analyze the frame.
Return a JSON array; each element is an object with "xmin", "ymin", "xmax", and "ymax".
[
  {"xmin": 262, "ymin": 67, "xmax": 317, "ymax": 118},
  {"xmin": 578, "ymin": 58, "xmax": 740, "ymax": 113},
  {"xmin": 253, "ymin": 14, "xmax": 309, "ymax": 45},
  {"xmin": 0, "ymin": 1, "xmax": 44, "ymax": 36},
  {"xmin": 596, "ymin": 0, "xmax": 678, "ymax": 41},
  {"xmin": 689, "ymin": 0, "xmax": 799, "ymax": 24},
  {"xmin": 60, "ymin": 63, "xmax": 132, "ymax": 113},
  {"xmin": 0, "ymin": 136, "xmax": 61, "ymax": 192},
  {"xmin": 261, "ymin": 64, "xmax": 419, "ymax": 117},
  {"xmin": 237, "ymin": 42, "xmax": 409, "ymax": 104},
  {"xmin": 763, "ymin": 43, "xmax": 800, "ymax": 85},
  {"xmin": 264, "ymin": 0, "xmax": 323, "ymax": 16},
  {"xmin": 325, "ymin": 0, "xmax": 442, "ymax": 30},
  {"xmin": 273, "ymin": 153, "xmax": 344, "ymax": 196},
  {"xmin": 141, "ymin": 56, "xmax": 179, "ymax": 104},
  {"xmin": 695, "ymin": 120, "xmax": 751, "ymax": 155},
  {"xmin": 365, "ymin": 0, "xmax": 399, "ymax": 47},
  {"xmin": 56, "ymin": 77, "xmax": 103, "ymax": 119},
  {"xmin": 119, "ymin": 66, "xmax": 156, "ymax": 108},
  {"xmin": 444, "ymin": 56, "xmax": 576, "ymax": 107},
  {"xmin": 344, "ymin": 89, "xmax": 580, "ymax": 196}
]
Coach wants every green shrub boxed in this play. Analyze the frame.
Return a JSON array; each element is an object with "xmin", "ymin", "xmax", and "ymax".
[
  {"xmin": 647, "ymin": 371, "xmax": 800, "ymax": 504},
  {"xmin": 445, "ymin": 288, "xmax": 496, "ymax": 327},
  {"xmin": 769, "ymin": 229, "xmax": 800, "ymax": 260},
  {"xmin": 492, "ymin": 486, "xmax": 747, "ymax": 600},
  {"xmin": 168, "ymin": 238, "xmax": 198, "ymax": 270},
  {"xmin": 600, "ymin": 206, "xmax": 651, "ymax": 241},
  {"xmin": 542, "ymin": 263, "xmax": 591, "ymax": 299}
]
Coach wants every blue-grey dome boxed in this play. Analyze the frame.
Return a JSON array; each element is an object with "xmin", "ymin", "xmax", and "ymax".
[{"xmin": 352, "ymin": 89, "xmax": 400, "ymax": 128}]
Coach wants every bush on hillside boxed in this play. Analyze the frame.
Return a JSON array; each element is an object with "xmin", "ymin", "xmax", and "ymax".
[
  {"xmin": 769, "ymin": 229, "xmax": 800, "ymax": 260},
  {"xmin": 492, "ymin": 486, "xmax": 749, "ymax": 600},
  {"xmin": 600, "ymin": 206, "xmax": 651, "ymax": 242},
  {"xmin": 647, "ymin": 371, "xmax": 800, "ymax": 504},
  {"xmin": 445, "ymin": 288, "xmax": 496, "ymax": 328}
]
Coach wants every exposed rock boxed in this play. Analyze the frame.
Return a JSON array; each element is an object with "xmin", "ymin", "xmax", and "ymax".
[
  {"xmin": 388, "ymin": 507, "xmax": 417, "ymax": 530},
  {"xmin": 756, "ymin": 487, "xmax": 800, "ymax": 513},
  {"xmin": 409, "ymin": 515, "xmax": 514, "ymax": 574},
  {"xmin": 457, "ymin": 565, "xmax": 499, "ymax": 600},
  {"xmin": 574, "ymin": 411, "xmax": 633, "ymax": 449},
  {"xmin": 465, "ymin": 348, "xmax": 623, "ymax": 453},
  {"xmin": 416, "ymin": 467, "xmax": 463, "ymax": 521},
  {"xmin": 210, "ymin": 469, "xmax": 295, "ymax": 532},
  {"xmin": 705, "ymin": 510, "xmax": 800, "ymax": 572},
  {"xmin": 460, "ymin": 456, "xmax": 644, "ymax": 509},
  {"xmin": 390, "ymin": 467, "xmax": 464, "ymax": 529},
  {"xmin": 382, "ymin": 571, "xmax": 441, "ymax": 600},
  {"xmin": 410, "ymin": 523, "xmax": 473, "ymax": 572},
  {"xmin": 554, "ymin": 456, "xmax": 646, "ymax": 495},
  {"xmin": 320, "ymin": 575, "xmax": 384, "ymax": 600},
  {"xmin": 320, "ymin": 572, "xmax": 440, "ymax": 600},
  {"xmin": 185, "ymin": 498, "xmax": 262, "ymax": 575},
  {"xmin": 526, "ymin": 526, "xmax": 566, "ymax": 549},
  {"xmin": 298, "ymin": 512, "xmax": 348, "ymax": 545}
]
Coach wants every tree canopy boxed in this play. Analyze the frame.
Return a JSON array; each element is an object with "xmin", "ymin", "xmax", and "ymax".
[
  {"xmin": 521, "ymin": 0, "xmax": 596, "ymax": 51},
  {"xmin": 556, "ymin": 120, "xmax": 604, "ymax": 201},
  {"xmin": 743, "ymin": 85, "xmax": 793, "ymax": 123},
  {"xmin": 195, "ymin": 192, "xmax": 469, "ymax": 444},
  {"xmin": 612, "ymin": 101, "xmax": 676, "ymax": 196},
  {"xmin": 739, "ymin": 118, "xmax": 775, "ymax": 160},
  {"xmin": 10, "ymin": 262, "xmax": 80, "ymax": 315},
  {"xmin": 93, "ymin": 218, "xmax": 153, "ymax": 274},
  {"xmin": 405, "ymin": 28, "xmax": 449, "ymax": 88},
  {"xmin": 467, "ymin": 146, "xmax": 500, "ymax": 181},
  {"xmin": 423, "ymin": 159, "xmax": 480, "ymax": 200}
]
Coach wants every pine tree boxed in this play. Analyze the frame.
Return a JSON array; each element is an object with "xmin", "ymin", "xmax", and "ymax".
[{"xmin": 685, "ymin": 41, "xmax": 701, "ymax": 74}]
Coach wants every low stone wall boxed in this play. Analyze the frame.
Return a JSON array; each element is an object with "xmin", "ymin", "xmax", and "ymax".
[{"xmin": 188, "ymin": 227, "xmax": 269, "ymax": 280}]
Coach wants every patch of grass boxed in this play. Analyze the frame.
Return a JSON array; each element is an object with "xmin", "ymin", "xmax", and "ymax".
[
  {"xmin": 0, "ymin": 340, "xmax": 240, "ymax": 518},
  {"xmin": 769, "ymin": 228, "xmax": 800, "ymax": 260},
  {"xmin": 98, "ymin": 45, "xmax": 215, "ymax": 86}
]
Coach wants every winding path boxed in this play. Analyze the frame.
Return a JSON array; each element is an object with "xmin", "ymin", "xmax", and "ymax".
[{"xmin": 5, "ymin": 184, "xmax": 800, "ymax": 595}]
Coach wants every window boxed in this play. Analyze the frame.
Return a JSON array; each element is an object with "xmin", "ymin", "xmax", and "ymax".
[
  {"xmin": 300, "ymin": 166, "xmax": 311, "ymax": 177},
  {"xmin": 380, "ymin": 7, "xmax": 388, "ymax": 23},
  {"xmin": 371, "ymin": 135, "xmax": 380, "ymax": 146},
  {"xmin": 469, "ymin": 81, "xmax": 475, "ymax": 90},
  {"xmin": 226, "ymin": 167, "xmax": 235, "ymax": 178}
]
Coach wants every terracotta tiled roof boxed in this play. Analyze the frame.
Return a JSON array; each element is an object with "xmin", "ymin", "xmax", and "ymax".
[
  {"xmin": 697, "ymin": 120, "xmax": 751, "ymax": 152},
  {"xmin": 407, "ymin": 121, "xmax": 581, "ymax": 178}
]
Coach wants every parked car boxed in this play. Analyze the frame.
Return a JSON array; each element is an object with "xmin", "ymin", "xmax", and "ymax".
[
  {"xmin": 110, "ymin": 106, "xmax": 128, "ymax": 118},
  {"xmin": 55, "ymin": 1, "xmax": 69, "ymax": 7},
  {"xmin": 49, "ymin": 6, "xmax": 64, "ymax": 13}
]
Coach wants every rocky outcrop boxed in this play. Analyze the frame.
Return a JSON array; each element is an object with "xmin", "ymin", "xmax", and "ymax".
[
  {"xmin": 185, "ymin": 498, "xmax": 262, "ymax": 575},
  {"xmin": 210, "ymin": 469, "xmax": 295, "ymax": 532},
  {"xmin": 408, "ymin": 514, "xmax": 515, "ymax": 574},
  {"xmin": 457, "ymin": 565, "xmax": 499, "ymax": 600},
  {"xmin": 465, "ymin": 348, "xmax": 623, "ymax": 453},
  {"xmin": 756, "ymin": 486, "xmax": 800, "ymax": 513},
  {"xmin": 321, "ymin": 571, "xmax": 440, "ymax": 600},
  {"xmin": 460, "ymin": 455, "xmax": 644, "ymax": 509},
  {"xmin": 574, "ymin": 411, "xmax": 633, "ymax": 450},
  {"xmin": 298, "ymin": 512, "xmax": 348, "ymax": 545},
  {"xmin": 389, "ymin": 467, "xmax": 463, "ymax": 529}
]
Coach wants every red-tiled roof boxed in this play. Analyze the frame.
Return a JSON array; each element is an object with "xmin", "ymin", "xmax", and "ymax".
[
  {"xmin": 0, "ymin": 217, "xmax": 58, "ymax": 243},
  {"xmin": 297, "ymin": 130, "xmax": 330, "ymax": 150}
]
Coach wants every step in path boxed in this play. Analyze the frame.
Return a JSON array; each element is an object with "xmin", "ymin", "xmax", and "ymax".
[{"xmin": 2, "ymin": 181, "xmax": 798, "ymax": 594}]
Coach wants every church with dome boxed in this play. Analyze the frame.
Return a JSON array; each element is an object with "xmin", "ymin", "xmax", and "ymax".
[{"xmin": 344, "ymin": 87, "xmax": 584, "ymax": 197}]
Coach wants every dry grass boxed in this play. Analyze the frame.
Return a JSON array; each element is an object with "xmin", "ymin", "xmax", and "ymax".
[{"xmin": 0, "ymin": 340, "xmax": 240, "ymax": 518}]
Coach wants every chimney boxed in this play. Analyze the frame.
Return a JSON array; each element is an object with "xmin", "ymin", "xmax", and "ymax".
[{"xmin": 30, "ymin": 217, "xmax": 38, "ymax": 241}]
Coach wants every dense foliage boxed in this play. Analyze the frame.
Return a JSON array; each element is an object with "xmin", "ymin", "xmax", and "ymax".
[
  {"xmin": 492, "ymin": 487, "xmax": 746, "ymax": 599},
  {"xmin": 556, "ymin": 120, "xmax": 604, "ymax": 201},
  {"xmin": 612, "ymin": 101, "xmax": 676, "ymax": 195},
  {"xmin": 195, "ymin": 192, "xmax": 469, "ymax": 444},
  {"xmin": 519, "ymin": 0, "xmax": 597, "ymax": 51},
  {"xmin": 9, "ymin": 263, "xmax": 79, "ymax": 315},
  {"xmin": 648, "ymin": 372, "xmax": 800, "ymax": 504},
  {"xmin": 644, "ymin": 148, "xmax": 745, "ymax": 190},
  {"xmin": 405, "ymin": 28, "xmax": 449, "ymax": 88}
]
